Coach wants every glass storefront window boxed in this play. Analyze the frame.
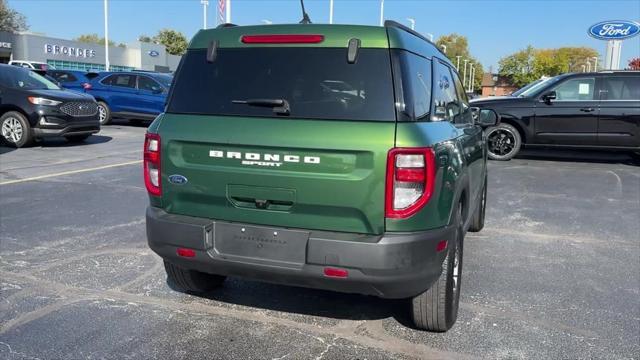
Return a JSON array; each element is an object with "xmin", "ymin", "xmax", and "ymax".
[{"xmin": 46, "ymin": 60, "xmax": 133, "ymax": 72}]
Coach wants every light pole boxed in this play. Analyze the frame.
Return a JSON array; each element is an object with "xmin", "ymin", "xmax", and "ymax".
[
  {"xmin": 469, "ymin": 65, "xmax": 475, "ymax": 93},
  {"xmin": 456, "ymin": 55, "xmax": 461, "ymax": 71},
  {"xmin": 103, "ymin": 0, "xmax": 109, "ymax": 71},
  {"xmin": 329, "ymin": 0, "xmax": 334, "ymax": 24},
  {"xmin": 582, "ymin": 64, "xmax": 586, "ymax": 72},
  {"xmin": 201, "ymin": 0, "xmax": 209, "ymax": 29},
  {"xmin": 586, "ymin": 60, "xmax": 591, "ymax": 72},
  {"xmin": 261, "ymin": 19, "xmax": 272, "ymax": 24},
  {"xmin": 441, "ymin": 44, "xmax": 446, "ymax": 54},
  {"xmin": 463, "ymin": 59, "xmax": 469, "ymax": 87},
  {"xmin": 406, "ymin": 18, "xmax": 415, "ymax": 30},
  {"xmin": 379, "ymin": 0, "xmax": 384, "ymax": 26},
  {"xmin": 592, "ymin": 56, "xmax": 598, "ymax": 72}
]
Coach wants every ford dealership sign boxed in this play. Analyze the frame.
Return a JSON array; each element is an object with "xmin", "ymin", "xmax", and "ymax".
[
  {"xmin": 148, "ymin": 50, "xmax": 159, "ymax": 57},
  {"xmin": 588, "ymin": 20, "xmax": 640, "ymax": 40}
]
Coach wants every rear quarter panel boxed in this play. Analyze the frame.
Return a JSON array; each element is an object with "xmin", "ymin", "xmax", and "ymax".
[{"xmin": 387, "ymin": 121, "xmax": 467, "ymax": 231}]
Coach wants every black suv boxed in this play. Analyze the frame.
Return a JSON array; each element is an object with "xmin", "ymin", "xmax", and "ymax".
[
  {"xmin": 0, "ymin": 64, "xmax": 100, "ymax": 148},
  {"xmin": 471, "ymin": 71, "xmax": 640, "ymax": 160}
]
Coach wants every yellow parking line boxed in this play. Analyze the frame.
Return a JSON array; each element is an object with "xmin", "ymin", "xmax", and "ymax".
[{"xmin": 0, "ymin": 160, "xmax": 142, "ymax": 185}]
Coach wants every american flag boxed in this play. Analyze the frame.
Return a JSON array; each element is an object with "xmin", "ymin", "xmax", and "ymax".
[{"xmin": 217, "ymin": 0, "xmax": 226, "ymax": 25}]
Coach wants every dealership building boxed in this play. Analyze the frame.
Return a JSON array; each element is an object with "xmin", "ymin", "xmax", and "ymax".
[{"xmin": 0, "ymin": 31, "xmax": 181, "ymax": 72}]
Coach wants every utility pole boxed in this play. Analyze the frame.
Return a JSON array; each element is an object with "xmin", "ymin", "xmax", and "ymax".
[
  {"xmin": 379, "ymin": 0, "xmax": 384, "ymax": 26},
  {"xmin": 406, "ymin": 18, "xmax": 415, "ymax": 30},
  {"xmin": 463, "ymin": 59, "xmax": 468, "ymax": 87},
  {"xmin": 456, "ymin": 55, "xmax": 461, "ymax": 71},
  {"xmin": 201, "ymin": 0, "xmax": 209, "ymax": 29},
  {"xmin": 329, "ymin": 0, "xmax": 334, "ymax": 24},
  {"xmin": 103, "ymin": 0, "xmax": 109, "ymax": 71}
]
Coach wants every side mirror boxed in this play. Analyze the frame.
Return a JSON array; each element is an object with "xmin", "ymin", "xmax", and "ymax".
[
  {"xmin": 471, "ymin": 107, "xmax": 500, "ymax": 127},
  {"xmin": 542, "ymin": 90, "xmax": 556, "ymax": 103},
  {"xmin": 151, "ymin": 86, "xmax": 163, "ymax": 94}
]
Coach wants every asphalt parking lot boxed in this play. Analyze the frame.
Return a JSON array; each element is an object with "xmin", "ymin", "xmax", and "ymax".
[{"xmin": 1, "ymin": 123, "xmax": 639, "ymax": 360}]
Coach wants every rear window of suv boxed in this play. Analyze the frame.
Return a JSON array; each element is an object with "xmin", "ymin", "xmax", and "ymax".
[{"xmin": 167, "ymin": 47, "xmax": 396, "ymax": 121}]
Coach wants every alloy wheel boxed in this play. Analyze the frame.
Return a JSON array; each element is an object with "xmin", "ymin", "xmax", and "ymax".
[
  {"xmin": 98, "ymin": 105, "xmax": 107, "ymax": 123},
  {"xmin": 1, "ymin": 117, "xmax": 23, "ymax": 143},
  {"xmin": 487, "ymin": 128, "xmax": 517, "ymax": 157}
]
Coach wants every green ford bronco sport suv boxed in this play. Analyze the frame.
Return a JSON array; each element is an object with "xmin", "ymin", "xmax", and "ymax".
[{"xmin": 145, "ymin": 21, "xmax": 498, "ymax": 332}]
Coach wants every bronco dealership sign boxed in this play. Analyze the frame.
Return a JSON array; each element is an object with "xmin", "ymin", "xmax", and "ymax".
[
  {"xmin": 44, "ymin": 43, "xmax": 97, "ymax": 58},
  {"xmin": 588, "ymin": 20, "xmax": 640, "ymax": 40}
]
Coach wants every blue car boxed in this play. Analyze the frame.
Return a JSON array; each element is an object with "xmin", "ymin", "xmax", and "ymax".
[
  {"xmin": 47, "ymin": 70, "xmax": 99, "ymax": 92},
  {"xmin": 84, "ymin": 71, "xmax": 173, "ymax": 125}
]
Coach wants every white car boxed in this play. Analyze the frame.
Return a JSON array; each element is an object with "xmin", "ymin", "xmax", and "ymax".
[{"xmin": 8, "ymin": 60, "xmax": 54, "ymax": 71}]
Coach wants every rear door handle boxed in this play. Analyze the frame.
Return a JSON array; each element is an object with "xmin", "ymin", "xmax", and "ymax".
[{"xmin": 580, "ymin": 108, "xmax": 595, "ymax": 112}]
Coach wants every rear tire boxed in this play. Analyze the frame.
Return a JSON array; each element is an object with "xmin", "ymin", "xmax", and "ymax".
[
  {"xmin": 410, "ymin": 204, "xmax": 464, "ymax": 332},
  {"xmin": 65, "ymin": 134, "xmax": 91, "ymax": 143},
  {"xmin": 486, "ymin": 123, "xmax": 521, "ymax": 161},
  {"xmin": 97, "ymin": 101, "xmax": 111, "ymax": 125},
  {"xmin": 1, "ymin": 111, "xmax": 33, "ymax": 148},
  {"xmin": 468, "ymin": 175, "xmax": 487, "ymax": 232},
  {"xmin": 164, "ymin": 261, "xmax": 226, "ymax": 293}
]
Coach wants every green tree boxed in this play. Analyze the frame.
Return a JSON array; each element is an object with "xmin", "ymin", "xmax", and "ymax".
[
  {"xmin": 436, "ymin": 33, "xmax": 483, "ymax": 92},
  {"xmin": 153, "ymin": 29, "xmax": 187, "ymax": 55},
  {"xmin": 499, "ymin": 46, "xmax": 598, "ymax": 87},
  {"xmin": 0, "ymin": 0, "xmax": 27, "ymax": 32},
  {"xmin": 75, "ymin": 33, "xmax": 115, "ymax": 47},
  {"xmin": 138, "ymin": 35, "xmax": 153, "ymax": 43}
]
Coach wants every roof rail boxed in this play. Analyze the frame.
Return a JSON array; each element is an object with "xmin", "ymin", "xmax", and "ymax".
[
  {"xmin": 383, "ymin": 20, "xmax": 436, "ymax": 46},
  {"xmin": 216, "ymin": 23, "xmax": 238, "ymax": 29}
]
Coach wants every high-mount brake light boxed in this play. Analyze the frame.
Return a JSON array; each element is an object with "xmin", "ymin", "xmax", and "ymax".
[
  {"xmin": 385, "ymin": 148, "xmax": 436, "ymax": 218},
  {"xmin": 241, "ymin": 34, "xmax": 324, "ymax": 44},
  {"xmin": 144, "ymin": 133, "xmax": 161, "ymax": 196}
]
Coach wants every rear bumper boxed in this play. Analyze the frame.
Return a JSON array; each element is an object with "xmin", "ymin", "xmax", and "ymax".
[{"xmin": 146, "ymin": 206, "xmax": 454, "ymax": 299}]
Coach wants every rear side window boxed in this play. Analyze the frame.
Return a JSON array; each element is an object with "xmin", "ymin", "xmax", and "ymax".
[
  {"xmin": 392, "ymin": 50, "xmax": 432, "ymax": 121},
  {"xmin": 552, "ymin": 77, "xmax": 595, "ymax": 100},
  {"xmin": 602, "ymin": 76, "xmax": 640, "ymax": 100},
  {"xmin": 102, "ymin": 74, "xmax": 135, "ymax": 88},
  {"xmin": 432, "ymin": 60, "xmax": 462, "ymax": 122},
  {"xmin": 168, "ymin": 48, "xmax": 396, "ymax": 121}
]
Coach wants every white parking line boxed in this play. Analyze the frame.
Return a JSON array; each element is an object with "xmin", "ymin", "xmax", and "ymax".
[{"xmin": 0, "ymin": 160, "xmax": 142, "ymax": 185}]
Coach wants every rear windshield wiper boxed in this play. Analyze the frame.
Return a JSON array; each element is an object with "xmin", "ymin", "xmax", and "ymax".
[{"xmin": 232, "ymin": 98, "xmax": 290, "ymax": 115}]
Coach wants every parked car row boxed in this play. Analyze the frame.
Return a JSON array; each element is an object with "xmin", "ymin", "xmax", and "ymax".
[{"xmin": 0, "ymin": 64, "xmax": 173, "ymax": 147}]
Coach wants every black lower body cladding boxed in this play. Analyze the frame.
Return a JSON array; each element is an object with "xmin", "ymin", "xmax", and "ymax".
[{"xmin": 146, "ymin": 206, "xmax": 454, "ymax": 299}]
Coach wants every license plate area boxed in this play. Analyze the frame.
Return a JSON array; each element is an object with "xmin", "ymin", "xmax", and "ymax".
[{"xmin": 212, "ymin": 223, "xmax": 309, "ymax": 267}]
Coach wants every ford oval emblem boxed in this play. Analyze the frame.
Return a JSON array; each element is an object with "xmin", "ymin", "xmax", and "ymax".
[
  {"xmin": 168, "ymin": 174, "xmax": 188, "ymax": 185},
  {"xmin": 588, "ymin": 20, "xmax": 640, "ymax": 40},
  {"xmin": 148, "ymin": 50, "xmax": 160, "ymax": 57}
]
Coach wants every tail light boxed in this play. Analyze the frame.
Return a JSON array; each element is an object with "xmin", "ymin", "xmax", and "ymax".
[
  {"xmin": 241, "ymin": 34, "xmax": 324, "ymax": 44},
  {"xmin": 385, "ymin": 148, "xmax": 436, "ymax": 218},
  {"xmin": 81, "ymin": 82, "xmax": 92, "ymax": 90},
  {"xmin": 144, "ymin": 133, "xmax": 161, "ymax": 196}
]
